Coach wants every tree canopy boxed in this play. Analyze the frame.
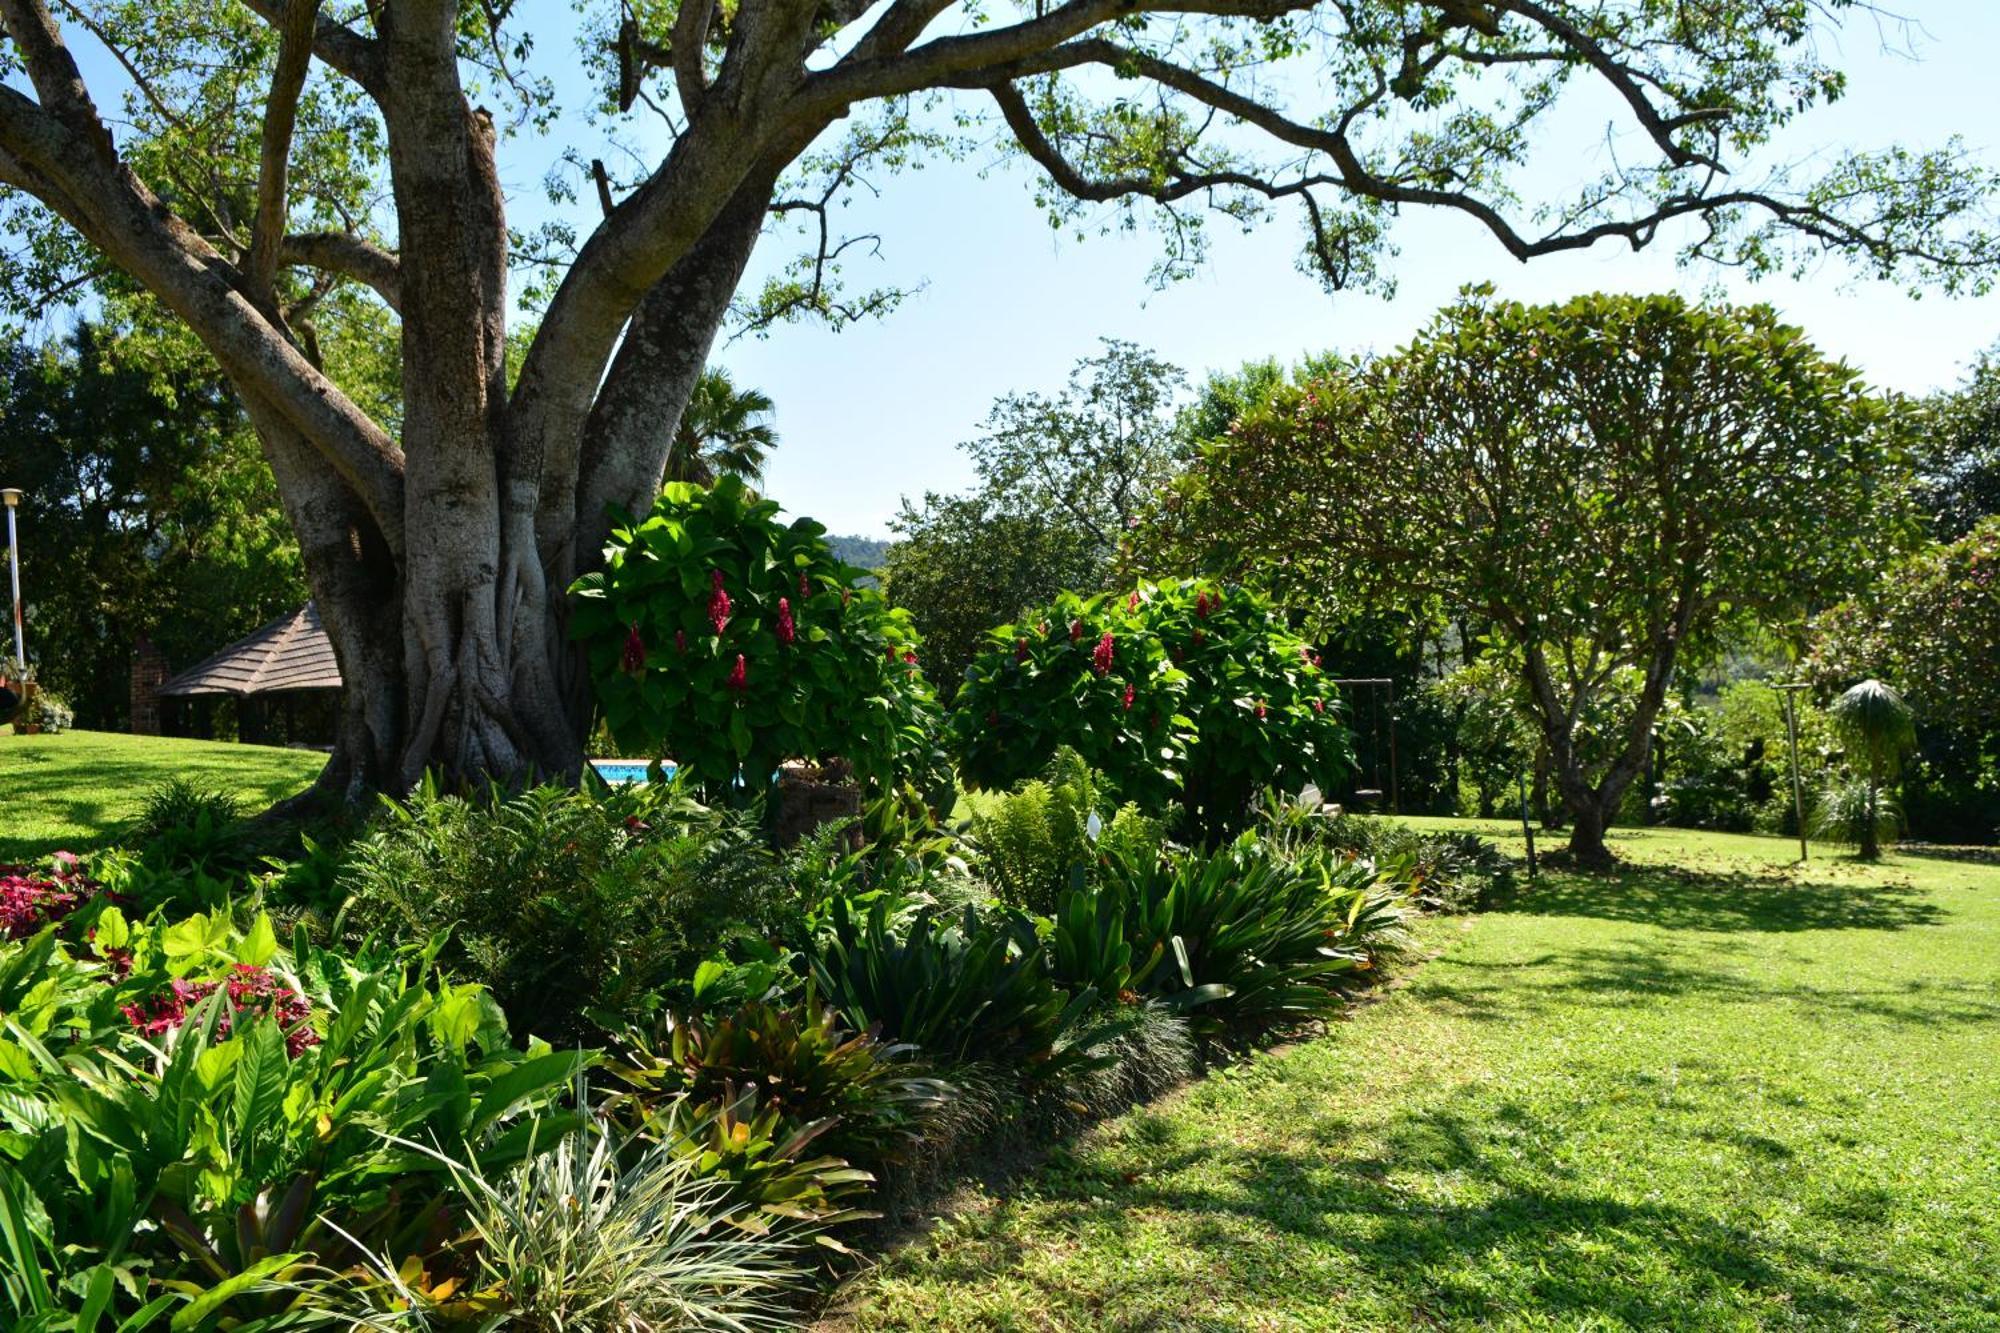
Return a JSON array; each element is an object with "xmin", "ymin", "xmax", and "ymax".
[
  {"xmin": 0, "ymin": 0, "xmax": 1992, "ymax": 795},
  {"xmin": 1156, "ymin": 291, "xmax": 1916, "ymax": 862}
]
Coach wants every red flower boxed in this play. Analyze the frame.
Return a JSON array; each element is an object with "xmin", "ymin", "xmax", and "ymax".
[
  {"xmin": 708, "ymin": 570, "xmax": 732, "ymax": 635},
  {"xmin": 887, "ymin": 643, "xmax": 899, "ymax": 662},
  {"xmin": 1070, "ymin": 620, "xmax": 1085, "ymax": 643},
  {"xmin": 122, "ymin": 964, "xmax": 318, "ymax": 1057},
  {"xmin": 1255, "ymin": 701, "xmax": 1268, "ymax": 720},
  {"xmin": 621, "ymin": 623, "xmax": 646, "ymax": 675},
  {"xmin": 727, "ymin": 654, "xmax": 748, "ymax": 692},
  {"xmin": 841, "ymin": 587, "xmax": 852, "ymax": 608},
  {"xmin": 1192, "ymin": 629, "xmax": 1206, "ymax": 647},
  {"xmin": 1127, "ymin": 591, "xmax": 1141, "ymax": 612},
  {"xmin": 1015, "ymin": 637, "xmax": 1030, "ymax": 663},
  {"xmin": 1195, "ymin": 591, "xmax": 1211, "ymax": 618},
  {"xmin": 1313, "ymin": 697, "xmax": 1326, "ymax": 714},
  {"xmin": 1038, "ymin": 621, "xmax": 1050, "ymax": 637},
  {"xmin": 675, "ymin": 629, "xmax": 687, "ymax": 655},
  {"xmin": 1092, "ymin": 632, "xmax": 1115, "ymax": 676},
  {"xmin": 799, "ymin": 571, "xmax": 812, "ymax": 601},
  {"xmin": 903, "ymin": 650, "xmax": 918, "ymax": 666},
  {"xmin": 1122, "ymin": 683, "xmax": 1135, "ymax": 711},
  {"xmin": 776, "ymin": 597, "xmax": 796, "ymax": 647}
]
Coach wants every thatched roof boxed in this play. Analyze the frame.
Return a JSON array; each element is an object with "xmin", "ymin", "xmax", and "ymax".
[{"xmin": 158, "ymin": 604, "xmax": 342, "ymax": 698}]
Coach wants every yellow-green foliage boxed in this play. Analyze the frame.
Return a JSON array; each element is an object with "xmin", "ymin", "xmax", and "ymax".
[{"xmin": 971, "ymin": 749, "xmax": 1164, "ymax": 915}]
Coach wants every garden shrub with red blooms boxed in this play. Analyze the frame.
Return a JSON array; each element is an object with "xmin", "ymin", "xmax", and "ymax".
[
  {"xmin": 120, "ymin": 963, "xmax": 320, "ymax": 1057},
  {"xmin": 0, "ymin": 853, "xmax": 103, "ymax": 939},
  {"xmin": 571, "ymin": 476, "xmax": 946, "ymax": 807},
  {"xmin": 951, "ymin": 578, "xmax": 1352, "ymax": 839}
]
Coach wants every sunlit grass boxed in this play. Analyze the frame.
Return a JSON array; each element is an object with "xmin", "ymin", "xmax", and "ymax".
[
  {"xmin": 821, "ymin": 822, "xmax": 2000, "ymax": 1331},
  {"xmin": 0, "ymin": 729, "xmax": 325, "ymax": 860}
]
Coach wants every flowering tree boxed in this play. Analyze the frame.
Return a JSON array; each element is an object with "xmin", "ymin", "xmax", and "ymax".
[
  {"xmin": 571, "ymin": 477, "xmax": 942, "ymax": 805},
  {"xmin": 1158, "ymin": 293, "xmax": 1914, "ymax": 864},
  {"xmin": 0, "ymin": 0, "xmax": 1990, "ymax": 798},
  {"xmin": 952, "ymin": 578, "xmax": 1348, "ymax": 839}
]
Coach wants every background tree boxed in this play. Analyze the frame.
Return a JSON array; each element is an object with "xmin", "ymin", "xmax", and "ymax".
[
  {"xmin": 0, "ymin": 0, "xmax": 1991, "ymax": 800},
  {"xmin": 667, "ymin": 368, "xmax": 779, "ymax": 486},
  {"xmin": 1826, "ymin": 679, "xmax": 1917, "ymax": 859},
  {"xmin": 1809, "ymin": 517, "xmax": 2000, "ymax": 841},
  {"xmin": 0, "ymin": 325, "xmax": 305, "ymax": 727},
  {"xmin": 882, "ymin": 496, "xmax": 1102, "ymax": 700},
  {"xmin": 885, "ymin": 340, "xmax": 1186, "ymax": 692},
  {"xmin": 1162, "ymin": 293, "xmax": 1915, "ymax": 864},
  {"xmin": 1915, "ymin": 347, "xmax": 2000, "ymax": 541}
]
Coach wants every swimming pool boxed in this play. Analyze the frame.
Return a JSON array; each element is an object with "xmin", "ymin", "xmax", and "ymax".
[{"xmin": 589, "ymin": 759, "xmax": 676, "ymax": 784}]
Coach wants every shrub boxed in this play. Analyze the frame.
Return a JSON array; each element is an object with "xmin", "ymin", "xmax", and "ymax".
[
  {"xmin": 0, "ymin": 911, "xmax": 585, "ymax": 1329},
  {"xmin": 970, "ymin": 748, "xmax": 1165, "ymax": 914},
  {"xmin": 613, "ymin": 1001, "xmax": 952, "ymax": 1164},
  {"xmin": 808, "ymin": 895, "xmax": 1107, "ymax": 1084},
  {"xmin": 336, "ymin": 778, "xmax": 793, "ymax": 1044},
  {"xmin": 129, "ymin": 777, "xmax": 262, "ymax": 880},
  {"xmin": 570, "ymin": 475, "xmax": 946, "ymax": 808},
  {"xmin": 1098, "ymin": 838, "xmax": 1386, "ymax": 1031},
  {"xmin": 1813, "ymin": 774, "xmax": 1903, "ymax": 851},
  {"xmin": 332, "ymin": 1115, "xmax": 813, "ymax": 1331},
  {"xmin": 951, "ymin": 578, "xmax": 1352, "ymax": 840}
]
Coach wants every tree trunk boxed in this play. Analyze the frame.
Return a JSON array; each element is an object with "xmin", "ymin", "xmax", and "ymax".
[
  {"xmin": 1860, "ymin": 755, "xmax": 1882, "ymax": 860},
  {"xmin": 1565, "ymin": 796, "xmax": 1612, "ymax": 867}
]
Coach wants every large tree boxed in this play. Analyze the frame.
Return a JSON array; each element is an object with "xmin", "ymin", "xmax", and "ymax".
[
  {"xmin": 0, "ymin": 0, "xmax": 1991, "ymax": 801},
  {"xmin": 1160, "ymin": 292, "xmax": 1914, "ymax": 864}
]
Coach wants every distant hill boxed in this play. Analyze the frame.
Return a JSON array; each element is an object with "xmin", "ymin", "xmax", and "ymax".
[{"xmin": 827, "ymin": 534, "xmax": 891, "ymax": 572}]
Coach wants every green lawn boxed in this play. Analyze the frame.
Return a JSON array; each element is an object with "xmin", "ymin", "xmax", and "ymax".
[
  {"xmin": 822, "ymin": 823, "xmax": 2000, "ymax": 1331},
  {"xmin": 0, "ymin": 730, "xmax": 326, "ymax": 861}
]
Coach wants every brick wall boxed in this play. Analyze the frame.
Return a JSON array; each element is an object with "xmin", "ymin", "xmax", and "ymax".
[{"xmin": 131, "ymin": 635, "xmax": 170, "ymax": 735}]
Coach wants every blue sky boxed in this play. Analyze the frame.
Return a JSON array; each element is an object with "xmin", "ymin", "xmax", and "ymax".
[{"xmin": 711, "ymin": 5, "xmax": 2000, "ymax": 536}]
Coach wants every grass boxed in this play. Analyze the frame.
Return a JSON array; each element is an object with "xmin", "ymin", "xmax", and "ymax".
[
  {"xmin": 0, "ymin": 729, "xmax": 326, "ymax": 862},
  {"xmin": 821, "ymin": 822, "xmax": 2000, "ymax": 1331}
]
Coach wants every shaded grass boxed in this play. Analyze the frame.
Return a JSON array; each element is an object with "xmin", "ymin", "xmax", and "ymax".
[
  {"xmin": 0, "ymin": 730, "xmax": 325, "ymax": 861},
  {"xmin": 821, "ymin": 823, "xmax": 2000, "ymax": 1331}
]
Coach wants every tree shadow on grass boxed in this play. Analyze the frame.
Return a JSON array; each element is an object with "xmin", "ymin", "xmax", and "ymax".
[
  {"xmin": 902, "ymin": 1089, "xmax": 1991, "ymax": 1332},
  {"xmin": 1500, "ymin": 862, "xmax": 1946, "ymax": 934},
  {"xmin": 1420, "ymin": 944, "xmax": 2000, "ymax": 1030}
]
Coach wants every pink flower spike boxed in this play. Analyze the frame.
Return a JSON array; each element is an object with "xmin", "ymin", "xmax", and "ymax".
[
  {"xmin": 1092, "ymin": 633, "xmax": 1115, "ymax": 677},
  {"xmin": 727, "ymin": 654, "xmax": 748, "ymax": 692},
  {"xmin": 621, "ymin": 623, "xmax": 646, "ymax": 675},
  {"xmin": 776, "ymin": 597, "xmax": 796, "ymax": 647}
]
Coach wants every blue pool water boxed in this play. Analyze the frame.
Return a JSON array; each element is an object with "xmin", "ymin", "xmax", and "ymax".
[{"xmin": 590, "ymin": 759, "xmax": 676, "ymax": 785}]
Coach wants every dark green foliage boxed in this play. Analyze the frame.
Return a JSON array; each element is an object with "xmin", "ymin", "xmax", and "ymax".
[
  {"xmin": 336, "ymin": 778, "xmax": 793, "ymax": 1044},
  {"xmin": 0, "ymin": 327, "xmax": 305, "ymax": 730},
  {"xmin": 1097, "ymin": 839, "xmax": 1394, "ymax": 1030},
  {"xmin": 129, "ymin": 778, "xmax": 255, "ymax": 875},
  {"xmin": 952, "ymin": 579, "xmax": 1352, "ymax": 840},
  {"xmin": 808, "ymin": 896, "xmax": 1106, "ymax": 1082},
  {"xmin": 570, "ymin": 476, "xmax": 946, "ymax": 806}
]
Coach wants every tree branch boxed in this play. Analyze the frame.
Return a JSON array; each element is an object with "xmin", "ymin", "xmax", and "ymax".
[
  {"xmin": 280, "ymin": 230, "xmax": 402, "ymax": 310},
  {"xmin": 240, "ymin": 0, "xmax": 387, "ymax": 98},
  {"xmin": 247, "ymin": 0, "xmax": 322, "ymax": 305}
]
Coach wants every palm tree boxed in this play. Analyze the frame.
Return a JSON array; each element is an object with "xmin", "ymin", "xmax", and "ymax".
[
  {"xmin": 1827, "ymin": 678, "xmax": 1917, "ymax": 860},
  {"xmin": 667, "ymin": 369, "xmax": 778, "ymax": 487}
]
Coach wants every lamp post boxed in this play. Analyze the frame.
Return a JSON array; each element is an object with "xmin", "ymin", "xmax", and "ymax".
[{"xmin": 1, "ymin": 487, "xmax": 22, "ymax": 673}]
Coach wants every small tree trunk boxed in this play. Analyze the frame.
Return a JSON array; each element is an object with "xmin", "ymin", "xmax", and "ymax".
[
  {"xmin": 1564, "ymin": 796, "xmax": 1614, "ymax": 867},
  {"xmin": 1860, "ymin": 755, "xmax": 1882, "ymax": 860}
]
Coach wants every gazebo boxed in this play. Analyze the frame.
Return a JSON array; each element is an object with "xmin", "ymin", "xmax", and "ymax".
[{"xmin": 157, "ymin": 603, "xmax": 343, "ymax": 747}]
